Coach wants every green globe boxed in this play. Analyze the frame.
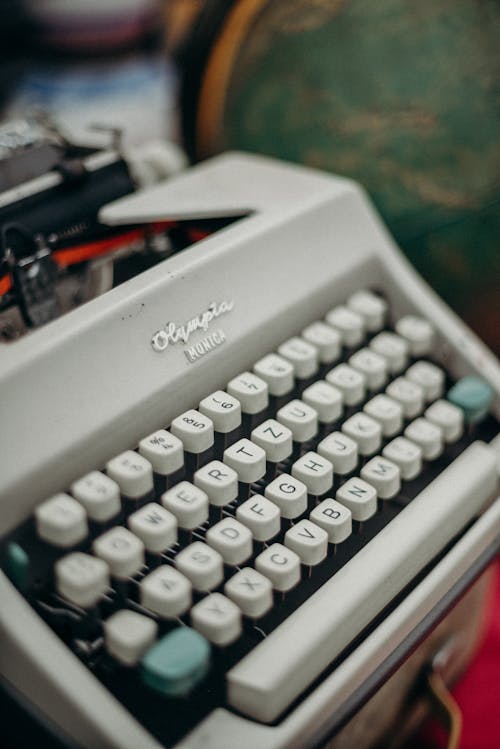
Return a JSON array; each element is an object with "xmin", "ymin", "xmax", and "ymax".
[{"xmin": 189, "ymin": 0, "xmax": 500, "ymax": 352}]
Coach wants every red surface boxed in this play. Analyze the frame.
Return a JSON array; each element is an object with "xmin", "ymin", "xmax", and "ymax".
[{"xmin": 419, "ymin": 559, "xmax": 500, "ymax": 748}]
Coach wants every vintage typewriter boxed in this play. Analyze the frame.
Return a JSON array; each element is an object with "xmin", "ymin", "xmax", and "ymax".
[{"xmin": 1, "ymin": 152, "xmax": 499, "ymax": 749}]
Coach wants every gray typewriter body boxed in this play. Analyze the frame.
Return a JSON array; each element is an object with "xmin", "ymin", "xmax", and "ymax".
[{"xmin": 1, "ymin": 153, "xmax": 499, "ymax": 749}]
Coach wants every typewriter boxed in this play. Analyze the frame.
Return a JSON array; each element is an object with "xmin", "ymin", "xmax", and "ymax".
[{"xmin": 1, "ymin": 152, "xmax": 499, "ymax": 749}]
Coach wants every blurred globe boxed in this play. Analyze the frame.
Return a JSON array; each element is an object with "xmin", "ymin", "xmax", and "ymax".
[{"xmin": 185, "ymin": 0, "xmax": 500, "ymax": 352}]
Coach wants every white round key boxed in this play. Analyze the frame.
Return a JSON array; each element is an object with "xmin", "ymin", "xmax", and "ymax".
[
  {"xmin": 406, "ymin": 361, "xmax": 445, "ymax": 401},
  {"xmin": 326, "ymin": 364, "xmax": 366, "ymax": 406},
  {"xmin": 236, "ymin": 495, "xmax": 281, "ymax": 542},
  {"xmin": 225, "ymin": 568, "xmax": 273, "ymax": 618},
  {"xmin": 291, "ymin": 451, "xmax": 333, "ymax": 495},
  {"xmin": 206, "ymin": 517, "xmax": 253, "ymax": 566},
  {"xmin": 310, "ymin": 499, "xmax": 352, "ymax": 543},
  {"xmin": 361, "ymin": 456, "xmax": 401, "ymax": 499},
  {"xmin": 347, "ymin": 289, "xmax": 387, "ymax": 332},
  {"xmin": 341, "ymin": 412, "xmax": 382, "ymax": 456},
  {"xmin": 278, "ymin": 337, "xmax": 319, "ymax": 379},
  {"xmin": 265, "ymin": 474, "xmax": 308, "ymax": 519},
  {"xmin": 302, "ymin": 380, "xmax": 343, "ymax": 424},
  {"xmin": 223, "ymin": 438, "xmax": 266, "ymax": 483},
  {"xmin": 55, "ymin": 552, "xmax": 109, "ymax": 608},
  {"xmin": 370, "ymin": 332, "xmax": 409, "ymax": 373},
  {"xmin": 175, "ymin": 541, "xmax": 224, "ymax": 592},
  {"xmin": 253, "ymin": 353, "xmax": 294, "ymax": 396},
  {"xmin": 140, "ymin": 565, "xmax": 191, "ymax": 618},
  {"xmin": 425, "ymin": 399, "xmax": 463, "ymax": 443},
  {"xmin": 199, "ymin": 390, "xmax": 242, "ymax": 433},
  {"xmin": 106, "ymin": 450, "xmax": 153, "ymax": 499},
  {"xmin": 127, "ymin": 502, "xmax": 177, "ymax": 553},
  {"xmin": 71, "ymin": 471, "xmax": 120, "ymax": 522},
  {"xmin": 35, "ymin": 493, "xmax": 88, "ymax": 548},
  {"xmin": 93, "ymin": 526, "xmax": 145, "ymax": 579},
  {"xmin": 194, "ymin": 460, "xmax": 238, "ymax": 506},
  {"xmin": 335, "ymin": 478, "xmax": 377, "ymax": 521},
  {"xmin": 404, "ymin": 418, "xmax": 443, "ymax": 460},
  {"xmin": 161, "ymin": 481, "xmax": 209, "ymax": 529},
  {"xmin": 326, "ymin": 305, "xmax": 365, "ymax": 347},
  {"xmin": 104, "ymin": 610, "xmax": 157, "ymax": 666},
  {"xmin": 395, "ymin": 315, "xmax": 434, "ymax": 356},
  {"xmin": 382, "ymin": 437, "xmax": 422, "ymax": 480},
  {"xmin": 255, "ymin": 543, "xmax": 301, "ymax": 592},
  {"xmin": 277, "ymin": 399, "xmax": 318, "ymax": 442},
  {"xmin": 386, "ymin": 377, "xmax": 425, "ymax": 418},
  {"xmin": 138, "ymin": 430, "xmax": 184, "ymax": 476},
  {"xmin": 170, "ymin": 409, "xmax": 214, "ymax": 454},
  {"xmin": 191, "ymin": 593, "xmax": 242, "ymax": 646},
  {"xmin": 317, "ymin": 432, "xmax": 358, "ymax": 475},
  {"xmin": 227, "ymin": 371, "xmax": 269, "ymax": 414},
  {"xmin": 363, "ymin": 394, "xmax": 403, "ymax": 437},
  {"xmin": 301, "ymin": 321, "xmax": 341, "ymax": 364},
  {"xmin": 349, "ymin": 348, "xmax": 388, "ymax": 390},
  {"xmin": 251, "ymin": 418, "xmax": 293, "ymax": 463},
  {"xmin": 285, "ymin": 519, "xmax": 328, "ymax": 565}
]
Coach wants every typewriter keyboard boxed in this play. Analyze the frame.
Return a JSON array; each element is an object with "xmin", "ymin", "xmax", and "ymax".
[{"xmin": 2, "ymin": 288, "xmax": 497, "ymax": 747}]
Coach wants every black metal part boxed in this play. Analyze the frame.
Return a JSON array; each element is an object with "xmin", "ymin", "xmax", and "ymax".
[
  {"xmin": 7, "ymin": 240, "xmax": 59, "ymax": 328},
  {"xmin": 0, "ymin": 674, "xmax": 84, "ymax": 749},
  {"xmin": 0, "ymin": 158, "xmax": 135, "ymax": 253}
]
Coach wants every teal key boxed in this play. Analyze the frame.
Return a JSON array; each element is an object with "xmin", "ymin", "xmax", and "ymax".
[
  {"xmin": 141, "ymin": 627, "xmax": 210, "ymax": 697},
  {"xmin": 447, "ymin": 376, "xmax": 494, "ymax": 424},
  {"xmin": 4, "ymin": 542, "xmax": 30, "ymax": 591}
]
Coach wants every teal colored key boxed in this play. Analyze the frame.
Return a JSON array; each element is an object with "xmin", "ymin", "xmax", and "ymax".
[
  {"xmin": 447, "ymin": 376, "xmax": 494, "ymax": 424},
  {"xmin": 141, "ymin": 627, "xmax": 210, "ymax": 697},
  {"xmin": 4, "ymin": 542, "xmax": 30, "ymax": 591}
]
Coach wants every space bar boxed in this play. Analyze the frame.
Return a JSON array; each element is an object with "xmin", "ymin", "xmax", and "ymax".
[{"xmin": 227, "ymin": 441, "xmax": 498, "ymax": 723}]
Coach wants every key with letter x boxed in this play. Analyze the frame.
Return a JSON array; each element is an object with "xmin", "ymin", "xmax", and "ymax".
[{"xmin": 225, "ymin": 568, "xmax": 273, "ymax": 618}]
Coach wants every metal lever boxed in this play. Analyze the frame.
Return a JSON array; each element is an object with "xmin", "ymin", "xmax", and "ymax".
[{"xmin": 424, "ymin": 642, "xmax": 463, "ymax": 749}]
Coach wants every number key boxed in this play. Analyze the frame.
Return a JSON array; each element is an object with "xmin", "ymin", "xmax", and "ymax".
[
  {"xmin": 253, "ymin": 353, "xmax": 294, "ymax": 397},
  {"xmin": 106, "ymin": 451, "xmax": 153, "ymax": 499},
  {"xmin": 138, "ymin": 430, "xmax": 184, "ymax": 476},
  {"xmin": 71, "ymin": 471, "xmax": 120, "ymax": 522},
  {"xmin": 227, "ymin": 372, "xmax": 268, "ymax": 414},
  {"xmin": 170, "ymin": 409, "xmax": 214, "ymax": 454},
  {"xmin": 199, "ymin": 391, "xmax": 241, "ymax": 433}
]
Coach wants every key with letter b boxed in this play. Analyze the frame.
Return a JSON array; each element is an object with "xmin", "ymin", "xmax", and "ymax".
[{"xmin": 310, "ymin": 499, "xmax": 352, "ymax": 544}]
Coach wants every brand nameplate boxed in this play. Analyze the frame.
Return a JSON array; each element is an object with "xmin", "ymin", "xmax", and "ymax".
[
  {"xmin": 184, "ymin": 329, "xmax": 227, "ymax": 363},
  {"xmin": 151, "ymin": 300, "xmax": 234, "ymax": 353}
]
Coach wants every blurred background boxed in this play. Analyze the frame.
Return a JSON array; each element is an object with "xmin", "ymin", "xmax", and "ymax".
[
  {"xmin": 0, "ymin": 0, "xmax": 498, "ymax": 352},
  {"xmin": 0, "ymin": 0, "xmax": 179, "ymax": 148}
]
